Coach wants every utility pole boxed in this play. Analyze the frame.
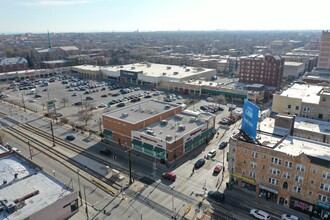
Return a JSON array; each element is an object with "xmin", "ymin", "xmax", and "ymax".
[
  {"xmin": 50, "ymin": 122, "xmax": 55, "ymax": 147},
  {"xmin": 83, "ymin": 185, "xmax": 89, "ymax": 220},
  {"xmin": 128, "ymin": 144, "xmax": 133, "ymax": 184},
  {"xmin": 27, "ymin": 141, "xmax": 32, "ymax": 160},
  {"xmin": 77, "ymin": 169, "xmax": 82, "ymax": 206},
  {"xmin": 21, "ymin": 94, "xmax": 26, "ymax": 112}
]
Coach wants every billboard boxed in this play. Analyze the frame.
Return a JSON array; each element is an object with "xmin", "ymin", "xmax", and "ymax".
[{"xmin": 241, "ymin": 99, "xmax": 259, "ymax": 141}]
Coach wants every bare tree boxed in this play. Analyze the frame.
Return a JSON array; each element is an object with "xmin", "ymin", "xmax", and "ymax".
[
  {"xmin": 78, "ymin": 109, "xmax": 93, "ymax": 126},
  {"xmin": 0, "ymin": 129, "xmax": 6, "ymax": 145},
  {"xmin": 60, "ymin": 97, "xmax": 69, "ymax": 107}
]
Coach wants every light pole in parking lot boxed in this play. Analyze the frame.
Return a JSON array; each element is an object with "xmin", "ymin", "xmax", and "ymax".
[{"xmin": 50, "ymin": 122, "xmax": 55, "ymax": 147}]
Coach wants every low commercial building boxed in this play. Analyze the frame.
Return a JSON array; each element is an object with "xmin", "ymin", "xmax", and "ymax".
[
  {"xmin": 102, "ymin": 100, "xmax": 215, "ymax": 162},
  {"xmin": 0, "ymin": 57, "xmax": 28, "ymax": 73},
  {"xmin": 283, "ymin": 61, "xmax": 305, "ymax": 79},
  {"xmin": 272, "ymin": 83, "xmax": 330, "ymax": 121},
  {"xmin": 228, "ymin": 115, "xmax": 330, "ymax": 219},
  {"xmin": 0, "ymin": 148, "xmax": 78, "ymax": 220}
]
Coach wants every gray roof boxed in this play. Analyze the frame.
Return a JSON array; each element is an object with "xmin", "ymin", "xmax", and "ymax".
[
  {"xmin": 103, "ymin": 99, "xmax": 181, "ymax": 124},
  {"xmin": 0, "ymin": 57, "xmax": 27, "ymax": 65}
]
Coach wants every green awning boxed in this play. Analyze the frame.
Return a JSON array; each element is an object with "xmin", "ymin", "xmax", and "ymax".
[
  {"xmin": 202, "ymin": 89, "xmax": 247, "ymax": 99},
  {"xmin": 132, "ymin": 139, "xmax": 142, "ymax": 146},
  {"xmin": 103, "ymin": 129, "xmax": 112, "ymax": 136}
]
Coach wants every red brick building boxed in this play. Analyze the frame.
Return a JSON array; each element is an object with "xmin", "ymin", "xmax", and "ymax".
[
  {"xmin": 0, "ymin": 57, "xmax": 29, "ymax": 73},
  {"xmin": 239, "ymin": 55, "xmax": 285, "ymax": 88}
]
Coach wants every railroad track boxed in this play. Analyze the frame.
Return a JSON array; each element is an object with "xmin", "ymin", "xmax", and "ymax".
[{"xmin": 5, "ymin": 123, "xmax": 122, "ymax": 193}]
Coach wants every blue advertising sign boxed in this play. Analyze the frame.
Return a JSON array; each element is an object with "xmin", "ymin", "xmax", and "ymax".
[{"xmin": 241, "ymin": 99, "xmax": 259, "ymax": 141}]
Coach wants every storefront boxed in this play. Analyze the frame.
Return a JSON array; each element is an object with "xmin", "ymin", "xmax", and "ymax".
[
  {"xmin": 290, "ymin": 197, "xmax": 322, "ymax": 218},
  {"xmin": 232, "ymin": 173, "xmax": 256, "ymax": 192},
  {"xmin": 317, "ymin": 202, "xmax": 330, "ymax": 220},
  {"xmin": 258, "ymin": 184, "xmax": 278, "ymax": 203}
]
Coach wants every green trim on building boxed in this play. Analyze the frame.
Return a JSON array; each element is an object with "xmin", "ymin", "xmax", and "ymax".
[
  {"xmin": 103, "ymin": 129, "xmax": 112, "ymax": 136},
  {"xmin": 132, "ymin": 139, "xmax": 142, "ymax": 146},
  {"xmin": 202, "ymin": 89, "xmax": 247, "ymax": 99}
]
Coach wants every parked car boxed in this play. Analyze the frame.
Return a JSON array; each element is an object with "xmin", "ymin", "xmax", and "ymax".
[
  {"xmin": 207, "ymin": 191, "xmax": 225, "ymax": 202},
  {"xmin": 34, "ymin": 94, "xmax": 42, "ymax": 98},
  {"xmin": 219, "ymin": 141, "xmax": 228, "ymax": 149},
  {"xmin": 281, "ymin": 214, "xmax": 300, "ymax": 220},
  {"xmin": 207, "ymin": 149, "xmax": 216, "ymax": 159},
  {"xmin": 194, "ymin": 159, "xmax": 205, "ymax": 169},
  {"xmin": 213, "ymin": 164, "xmax": 222, "ymax": 173},
  {"xmin": 250, "ymin": 209, "xmax": 271, "ymax": 220},
  {"xmin": 101, "ymin": 94, "xmax": 108, "ymax": 98},
  {"xmin": 86, "ymin": 96, "xmax": 94, "ymax": 100},
  {"xmin": 98, "ymin": 103, "xmax": 107, "ymax": 108},
  {"xmin": 144, "ymin": 95, "xmax": 152, "ymax": 98},
  {"xmin": 72, "ymin": 93, "xmax": 77, "ymax": 96},
  {"xmin": 73, "ymin": 101, "xmax": 82, "ymax": 106},
  {"xmin": 162, "ymin": 172, "xmax": 176, "ymax": 181},
  {"xmin": 66, "ymin": 134, "xmax": 75, "ymax": 141},
  {"xmin": 116, "ymin": 103, "xmax": 125, "ymax": 107}
]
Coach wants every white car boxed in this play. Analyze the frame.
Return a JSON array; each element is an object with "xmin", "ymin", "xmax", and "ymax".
[
  {"xmin": 28, "ymin": 99, "xmax": 36, "ymax": 102},
  {"xmin": 250, "ymin": 209, "xmax": 271, "ymax": 220},
  {"xmin": 281, "ymin": 214, "xmax": 299, "ymax": 220},
  {"xmin": 207, "ymin": 149, "xmax": 216, "ymax": 159}
]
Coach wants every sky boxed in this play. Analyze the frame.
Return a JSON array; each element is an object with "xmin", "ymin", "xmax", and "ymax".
[{"xmin": 1, "ymin": 0, "xmax": 330, "ymax": 33}]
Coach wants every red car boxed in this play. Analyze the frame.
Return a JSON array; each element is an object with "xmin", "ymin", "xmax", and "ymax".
[
  {"xmin": 213, "ymin": 164, "xmax": 222, "ymax": 173},
  {"xmin": 162, "ymin": 172, "xmax": 176, "ymax": 181}
]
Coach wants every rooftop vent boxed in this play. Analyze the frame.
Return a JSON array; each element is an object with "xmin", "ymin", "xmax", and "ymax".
[
  {"xmin": 160, "ymin": 120, "xmax": 168, "ymax": 125},
  {"xmin": 190, "ymin": 116, "xmax": 196, "ymax": 122},
  {"xmin": 199, "ymin": 81, "xmax": 202, "ymax": 84},
  {"xmin": 149, "ymin": 110, "xmax": 154, "ymax": 114},
  {"xmin": 164, "ymin": 105, "xmax": 171, "ymax": 109},
  {"xmin": 173, "ymin": 72, "xmax": 179, "ymax": 75},
  {"xmin": 146, "ymin": 127, "xmax": 152, "ymax": 130},
  {"xmin": 165, "ymin": 135, "xmax": 173, "ymax": 141},
  {"xmin": 175, "ymin": 114, "xmax": 183, "ymax": 120},
  {"xmin": 167, "ymin": 66, "xmax": 171, "ymax": 70},
  {"xmin": 122, "ymin": 113, "xmax": 129, "ymax": 118},
  {"xmin": 162, "ymin": 72, "xmax": 167, "ymax": 75},
  {"xmin": 178, "ymin": 124, "xmax": 185, "ymax": 131},
  {"xmin": 185, "ymin": 69, "xmax": 190, "ymax": 72},
  {"xmin": 140, "ymin": 109, "xmax": 145, "ymax": 113},
  {"xmin": 131, "ymin": 66, "xmax": 135, "ymax": 70}
]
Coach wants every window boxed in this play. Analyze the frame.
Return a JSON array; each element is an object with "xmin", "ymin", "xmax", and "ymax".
[
  {"xmin": 250, "ymin": 171, "xmax": 256, "ymax": 178},
  {"xmin": 244, "ymin": 149, "xmax": 248, "ymax": 154},
  {"xmin": 288, "ymin": 105, "xmax": 291, "ymax": 109},
  {"xmin": 308, "ymin": 191, "xmax": 313, "ymax": 197},
  {"xmin": 318, "ymin": 194, "xmax": 328, "ymax": 202},
  {"xmin": 310, "ymin": 180, "xmax": 314, "ymax": 185},
  {"xmin": 322, "ymin": 171, "xmax": 330, "ymax": 179},
  {"xmin": 318, "ymin": 114, "xmax": 323, "ymax": 119},
  {"xmin": 263, "ymin": 154, "xmax": 267, "ymax": 159},
  {"xmin": 283, "ymin": 171, "xmax": 291, "ymax": 179},
  {"xmin": 283, "ymin": 182, "xmax": 288, "ymax": 189},
  {"xmin": 285, "ymin": 161, "xmax": 292, "ymax": 168},
  {"xmin": 303, "ymin": 107, "xmax": 310, "ymax": 112},
  {"xmin": 250, "ymin": 162, "xmax": 257, "ymax": 169},
  {"xmin": 295, "ymin": 175, "xmax": 304, "ymax": 183},
  {"xmin": 295, "ymin": 106, "xmax": 299, "ymax": 110},
  {"xmin": 262, "ymin": 165, "xmax": 266, "ymax": 170},
  {"xmin": 293, "ymin": 186, "xmax": 302, "ymax": 194},
  {"xmin": 312, "ymin": 169, "xmax": 317, "ymax": 174},
  {"xmin": 63, "ymin": 199, "xmax": 79, "ymax": 212},
  {"xmin": 320, "ymin": 183, "xmax": 330, "ymax": 192},
  {"xmin": 271, "ymin": 157, "xmax": 282, "ymax": 165},
  {"xmin": 252, "ymin": 151, "xmax": 258, "ymax": 158},
  {"xmin": 322, "ymin": 97, "xmax": 326, "ymax": 102},
  {"xmin": 296, "ymin": 164, "xmax": 305, "ymax": 172},
  {"xmin": 268, "ymin": 178, "xmax": 279, "ymax": 185},
  {"xmin": 270, "ymin": 167, "xmax": 280, "ymax": 176}
]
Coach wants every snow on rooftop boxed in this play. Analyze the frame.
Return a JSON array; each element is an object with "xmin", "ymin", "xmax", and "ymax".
[{"xmin": 280, "ymin": 83, "xmax": 323, "ymax": 104}]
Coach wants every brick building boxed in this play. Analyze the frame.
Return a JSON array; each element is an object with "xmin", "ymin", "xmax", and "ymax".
[
  {"xmin": 318, "ymin": 31, "xmax": 330, "ymax": 70},
  {"xmin": 228, "ymin": 115, "xmax": 330, "ymax": 219},
  {"xmin": 0, "ymin": 57, "xmax": 28, "ymax": 73},
  {"xmin": 102, "ymin": 100, "xmax": 215, "ymax": 162},
  {"xmin": 239, "ymin": 55, "xmax": 285, "ymax": 88}
]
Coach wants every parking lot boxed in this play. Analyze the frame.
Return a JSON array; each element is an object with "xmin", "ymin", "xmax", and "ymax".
[{"xmin": 0, "ymin": 74, "xmax": 232, "ymax": 133}]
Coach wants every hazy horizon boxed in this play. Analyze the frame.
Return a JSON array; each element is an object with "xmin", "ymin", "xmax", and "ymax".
[{"xmin": 1, "ymin": 0, "xmax": 330, "ymax": 33}]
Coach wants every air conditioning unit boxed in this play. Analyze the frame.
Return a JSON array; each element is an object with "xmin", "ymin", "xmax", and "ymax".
[
  {"xmin": 175, "ymin": 114, "xmax": 183, "ymax": 120},
  {"xmin": 160, "ymin": 120, "xmax": 168, "ymax": 125},
  {"xmin": 149, "ymin": 110, "xmax": 154, "ymax": 114},
  {"xmin": 173, "ymin": 72, "xmax": 179, "ymax": 75},
  {"xmin": 178, "ymin": 124, "xmax": 185, "ymax": 131},
  {"xmin": 122, "ymin": 113, "xmax": 129, "ymax": 117},
  {"xmin": 146, "ymin": 130, "xmax": 155, "ymax": 136},
  {"xmin": 165, "ymin": 135, "xmax": 173, "ymax": 141},
  {"xmin": 190, "ymin": 116, "xmax": 196, "ymax": 122},
  {"xmin": 165, "ymin": 105, "xmax": 171, "ymax": 109},
  {"xmin": 162, "ymin": 72, "xmax": 167, "ymax": 75},
  {"xmin": 167, "ymin": 66, "xmax": 171, "ymax": 70}
]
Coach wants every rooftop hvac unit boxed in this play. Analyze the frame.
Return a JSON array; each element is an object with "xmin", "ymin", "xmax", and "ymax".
[
  {"xmin": 175, "ymin": 114, "xmax": 183, "ymax": 120},
  {"xmin": 190, "ymin": 116, "xmax": 196, "ymax": 122},
  {"xmin": 160, "ymin": 120, "xmax": 168, "ymax": 125},
  {"xmin": 162, "ymin": 72, "xmax": 167, "ymax": 75},
  {"xmin": 149, "ymin": 110, "xmax": 154, "ymax": 114},
  {"xmin": 164, "ymin": 105, "xmax": 171, "ymax": 109},
  {"xmin": 122, "ymin": 113, "xmax": 129, "ymax": 117},
  {"xmin": 199, "ymin": 81, "xmax": 202, "ymax": 84},
  {"xmin": 146, "ymin": 130, "xmax": 155, "ymax": 136},
  {"xmin": 131, "ymin": 66, "xmax": 135, "ymax": 70},
  {"xmin": 146, "ymin": 127, "xmax": 152, "ymax": 130},
  {"xmin": 178, "ymin": 124, "xmax": 185, "ymax": 131},
  {"xmin": 165, "ymin": 135, "xmax": 173, "ymax": 141},
  {"xmin": 140, "ymin": 109, "xmax": 145, "ymax": 113},
  {"xmin": 173, "ymin": 72, "xmax": 179, "ymax": 75},
  {"xmin": 147, "ymin": 63, "xmax": 151, "ymax": 67},
  {"xmin": 185, "ymin": 69, "xmax": 190, "ymax": 72},
  {"xmin": 167, "ymin": 66, "xmax": 171, "ymax": 70}
]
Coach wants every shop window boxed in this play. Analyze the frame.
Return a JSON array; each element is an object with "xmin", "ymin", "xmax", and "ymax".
[{"xmin": 283, "ymin": 181, "xmax": 288, "ymax": 189}]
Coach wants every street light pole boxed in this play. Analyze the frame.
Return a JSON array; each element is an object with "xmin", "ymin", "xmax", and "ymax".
[
  {"xmin": 84, "ymin": 185, "xmax": 89, "ymax": 220},
  {"xmin": 21, "ymin": 94, "xmax": 26, "ymax": 112},
  {"xmin": 126, "ymin": 143, "xmax": 133, "ymax": 184},
  {"xmin": 77, "ymin": 169, "xmax": 82, "ymax": 206},
  {"xmin": 50, "ymin": 122, "xmax": 55, "ymax": 147}
]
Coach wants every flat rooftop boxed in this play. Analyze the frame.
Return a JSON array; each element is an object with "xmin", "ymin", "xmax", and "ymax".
[
  {"xmin": 254, "ymin": 117, "xmax": 330, "ymax": 161},
  {"xmin": 279, "ymin": 83, "xmax": 323, "ymax": 104},
  {"xmin": 284, "ymin": 61, "xmax": 304, "ymax": 66},
  {"xmin": 102, "ymin": 63, "xmax": 214, "ymax": 79},
  {"xmin": 0, "ymin": 154, "xmax": 74, "ymax": 220},
  {"xmin": 103, "ymin": 99, "xmax": 181, "ymax": 124},
  {"xmin": 72, "ymin": 65, "xmax": 101, "ymax": 72},
  {"xmin": 136, "ymin": 110, "xmax": 214, "ymax": 143}
]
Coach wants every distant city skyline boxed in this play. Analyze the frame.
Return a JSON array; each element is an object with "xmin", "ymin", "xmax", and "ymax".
[{"xmin": 2, "ymin": 0, "xmax": 330, "ymax": 33}]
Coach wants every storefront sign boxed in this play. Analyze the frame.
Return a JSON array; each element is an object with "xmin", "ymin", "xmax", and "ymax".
[
  {"xmin": 232, "ymin": 173, "xmax": 255, "ymax": 183},
  {"xmin": 259, "ymin": 184, "xmax": 278, "ymax": 194},
  {"xmin": 317, "ymin": 202, "xmax": 330, "ymax": 210},
  {"xmin": 120, "ymin": 70, "xmax": 139, "ymax": 79}
]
